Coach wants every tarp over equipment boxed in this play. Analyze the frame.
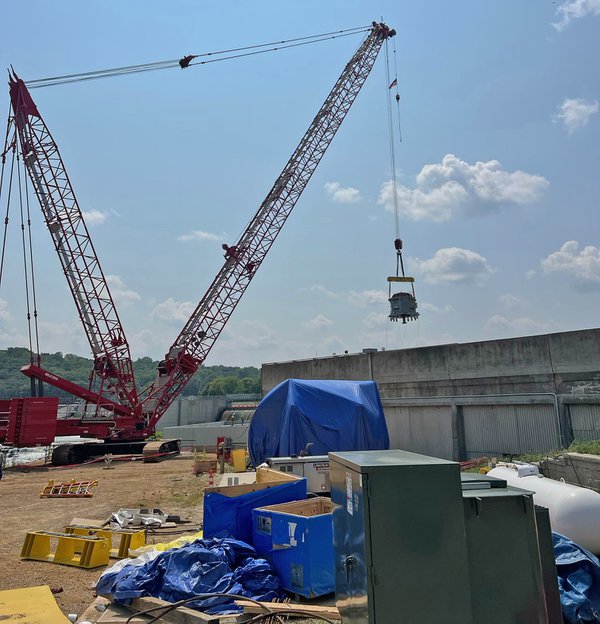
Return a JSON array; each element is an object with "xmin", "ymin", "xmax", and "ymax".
[{"xmin": 248, "ymin": 379, "xmax": 390, "ymax": 465}]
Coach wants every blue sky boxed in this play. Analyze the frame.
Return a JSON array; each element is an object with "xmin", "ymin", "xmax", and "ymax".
[{"xmin": 0, "ymin": 1, "xmax": 599, "ymax": 367}]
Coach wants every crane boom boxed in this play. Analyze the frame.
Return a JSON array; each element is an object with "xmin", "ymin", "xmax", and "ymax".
[
  {"xmin": 141, "ymin": 21, "xmax": 395, "ymax": 426},
  {"xmin": 4, "ymin": 21, "xmax": 394, "ymax": 455},
  {"xmin": 8, "ymin": 73, "xmax": 138, "ymax": 409}
]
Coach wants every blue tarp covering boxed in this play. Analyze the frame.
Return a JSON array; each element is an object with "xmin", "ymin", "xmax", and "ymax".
[
  {"xmin": 248, "ymin": 379, "xmax": 389, "ymax": 465},
  {"xmin": 554, "ymin": 532, "xmax": 600, "ymax": 623},
  {"xmin": 96, "ymin": 537, "xmax": 285, "ymax": 615},
  {"xmin": 203, "ymin": 477, "xmax": 307, "ymax": 545}
]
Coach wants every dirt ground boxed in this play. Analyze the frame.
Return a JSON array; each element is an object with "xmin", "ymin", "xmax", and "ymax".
[{"xmin": 0, "ymin": 452, "xmax": 208, "ymax": 617}]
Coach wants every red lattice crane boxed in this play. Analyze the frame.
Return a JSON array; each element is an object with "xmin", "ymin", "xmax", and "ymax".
[{"xmin": 2, "ymin": 22, "xmax": 395, "ymax": 464}]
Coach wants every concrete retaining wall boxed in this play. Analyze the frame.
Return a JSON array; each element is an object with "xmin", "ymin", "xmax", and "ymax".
[
  {"xmin": 540, "ymin": 453, "xmax": 600, "ymax": 492},
  {"xmin": 158, "ymin": 396, "xmax": 228, "ymax": 429},
  {"xmin": 262, "ymin": 329, "xmax": 600, "ymax": 459},
  {"xmin": 164, "ymin": 423, "xmax": 249, "ymax": 450},
  {"xmin": 262, "ymin": 329, "xmax": 600, "ymax": 398}
]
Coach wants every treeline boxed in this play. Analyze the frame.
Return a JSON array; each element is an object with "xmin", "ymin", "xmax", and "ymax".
[{"xmin": 0, "ymin": 347, "xmax": 260, "ymax": 399}]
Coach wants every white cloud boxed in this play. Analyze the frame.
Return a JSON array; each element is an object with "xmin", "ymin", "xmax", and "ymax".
[
  {"xmin": 378, "ymin": 154, "xmax": 548, "ymax": 222},
  {"xmin": 0, "ymin": 298, "xmax": 12, "ymax": 322},
  {"xmin": 485, "ymin": 315, "xmax": 555, "ymax": 335},
  {"xmin": 499, "ymin": 293, "xmax": 524, "ymax": 309},
  {"xmin": 322, "ymin": 335, "xmax": 346, "ymax": 353},
  {"xmin": 553, "ymin": 98, "xmax": 599, "ymax": 134},
  {"xmin": 178, "ymin": 230, "xmax": 223, "ymax": 243},
  {"xmin": 362, "ymin": 312, "xmax": 389, "ymax": 329},
  {"xmin": 553, "ymin": 0, "xmax": 600, "ymax": 31},
  {"xmin": 525, "ymin": 269, "xmax": 537, "ymax": 280},
  {"xmin": 540, "ymin": 240, "xmax": 600, "ymax": 287},
  {"xmin": 220, "ymin": 320, "xmax": 278, "ymax": 351},
  {"xmin": 82, "ymin": 209, "xmax": 108, "ymax": 225},
  {"xmin": 302, "ymin": 314, "xmax": 333, "ymax": 330},
  {"xmin": 151, "ymin": 298, "xmax": 196, "ymax": 323},
  {"xmin": 301, "ymin": 285, "xmax": 387, "ymax": 307},
  {"xmin": 302, "ymin": 284, "xmax": 339, "ymax": 299},
  {"xmin": 106, "ymin": 275, "xmax": 141, "ymax": 305},
  {"xmin": 409, "ymin": 248, "xmax": 493, "ymax": 285},
  {"xmin": 347, "ymin": 289, "xmax": 388, "ymax": 307},
  {"xmin": 420, "ymin": 302, "xmax": 454, "ymax": 314},
  {"xmin": 324, "ymin": 182, "xmax": 361, "ymax": 204}
]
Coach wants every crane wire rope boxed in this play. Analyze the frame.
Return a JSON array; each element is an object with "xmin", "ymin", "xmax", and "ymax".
[
  {"xmin": 24, "ymin": 26, "xmax": 370, "ymax": 89},
  {"xmin": 22, "ymin": 161, "xmax": 42, "ymax": 364},
  {"xmin": 16, "ymin": 150, "xmax": 35, "ymax": 361},
  {"xmin": 0, "ymin": 119, "xmax": 16, "ymax": 291}
]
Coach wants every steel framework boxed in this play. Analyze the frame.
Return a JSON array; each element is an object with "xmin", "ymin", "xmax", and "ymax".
[{"xmin": 5, "ymin": 21, "xmax": 395, "ymax": 444}]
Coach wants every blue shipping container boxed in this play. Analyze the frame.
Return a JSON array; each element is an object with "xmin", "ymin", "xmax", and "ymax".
[{"xmin": 253, "ymin": 497, "xmax": 335, "ymax": 598}]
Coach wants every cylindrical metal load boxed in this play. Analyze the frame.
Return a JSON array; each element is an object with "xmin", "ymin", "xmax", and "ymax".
[{"xmin": 488, "ymin": 465, "xmax": 600, "ymax": 553}]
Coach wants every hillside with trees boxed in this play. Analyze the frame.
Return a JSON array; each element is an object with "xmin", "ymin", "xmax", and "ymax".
[{"xmin": 0, "ymin": 347, "xmax": 260, "ymax": 400}]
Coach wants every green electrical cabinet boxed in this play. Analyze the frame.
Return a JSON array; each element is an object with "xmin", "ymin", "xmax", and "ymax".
[
  {"xmin": 461, "ymin": 474, "xmax": 555, "ymax": 624},
  {"xmin": 330, "ymin": 450, "xmax": 473, "ymax": 624}
]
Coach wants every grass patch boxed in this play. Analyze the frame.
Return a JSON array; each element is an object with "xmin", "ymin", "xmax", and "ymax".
[
  {"xmin": 566, "ymin": 439, "xmax": 600, "ymax": 455},
  {"xmin": 512, "ymin": 439, "xmax": 600, "ymax": 463}
]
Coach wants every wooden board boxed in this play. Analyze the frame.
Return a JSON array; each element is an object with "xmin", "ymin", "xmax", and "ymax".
[
  {"xmin": 234, "ymin": 600, "xmax": 341, "ymax": 620},
  {"xmin": 98, "ymin": 604, "xmax": 149, "ymax": 623},
  {"xmin": 76, "ymin": 596, "xmax": 110, "ymax": 623},
  {"xmin": 70, "ymin": 517, "xmax": 109, "ymax": 528},
  {"xmin": 204, "ymin": 467, "xmax": 301, "ymax": 497},
  {"xmin": 258, "ymin": 496, "xmax": 335, "ymax": 517},
  {"xmin": 127, "ymin": 597, "xmax": 220, "ymax": 623}
]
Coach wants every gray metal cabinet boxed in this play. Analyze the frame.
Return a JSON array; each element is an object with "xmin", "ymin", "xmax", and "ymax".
[
  {"xmin": 330, "ymin": 450, "xmax": 473, "ymax": 624},
  {"xmin": 461, "ymin": 477, "xmax": 549, "ymax": 623}
]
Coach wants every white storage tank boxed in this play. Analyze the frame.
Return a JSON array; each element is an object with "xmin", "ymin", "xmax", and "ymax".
[{"xmin": 488, "ymin": 463, "xmax": 600, "ymax": 554}]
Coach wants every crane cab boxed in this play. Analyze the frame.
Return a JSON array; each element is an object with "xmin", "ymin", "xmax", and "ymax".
[{"xmin": 387, "ymin": 276, "xmax": 419, "ymax": 324}]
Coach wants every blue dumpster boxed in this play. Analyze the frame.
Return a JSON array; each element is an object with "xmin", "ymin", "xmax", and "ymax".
[{"xmin": 253, "ymin": 497, "xmax": 335, "ymax": 598}]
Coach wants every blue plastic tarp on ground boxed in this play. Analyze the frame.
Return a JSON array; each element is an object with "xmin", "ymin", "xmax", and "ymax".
[
  {"xmin": 203, "ymin": 477, "xmax": 307, "ymax": 545},
  {"xmin": 248, "ymin": 379, "xmax": 390, "ymax": 465},
  {"xmin": 554, "ymin": 532, "xmax": 600, "ymax": 623},
  {"xmin": 96, "ymin": 537, "xmax": 285, "ymax": 615}
]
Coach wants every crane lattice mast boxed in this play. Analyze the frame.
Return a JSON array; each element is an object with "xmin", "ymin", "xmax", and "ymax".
[
  {"xmin": 8, "ymin": 73, "xmax": 138, "ymax": 409},
  {"xmin": 5, "ymin": 21, "xmax": 395, "ymax": 445},
  {"xmin": 141, "ymin": 22, "xmax": 396, "ymax": 425}
]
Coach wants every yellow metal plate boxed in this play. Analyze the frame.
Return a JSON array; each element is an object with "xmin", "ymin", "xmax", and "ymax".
[
  {"xmin": 387, "ymin": 276, "xmax": 415, "ymax": 282},
  {"xmin": 0, "ymin": 585, "xmax": 71, "ymax": 623}
]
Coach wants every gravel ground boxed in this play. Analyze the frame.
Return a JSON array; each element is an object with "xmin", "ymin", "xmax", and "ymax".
[{"xmin": 0, "ymin": 453, "xmax": 206, "ymax": 617}]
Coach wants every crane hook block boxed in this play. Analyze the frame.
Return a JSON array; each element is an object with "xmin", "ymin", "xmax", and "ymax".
[{"xmin": 389, "ymin": 292, "xmax": 419, "ymax": 324}]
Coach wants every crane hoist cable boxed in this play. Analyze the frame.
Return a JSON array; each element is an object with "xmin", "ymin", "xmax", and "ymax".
[
  {"xmin": 0, "ymin": 124, "xmax": 16, "ymax": 291},
  {"xmin": 383, "ymin": 38, "xmax": 418, "ymax": 324},
  {"xmin": 24, "ymin": 25, "xmax": 370, "ymax": 89}
]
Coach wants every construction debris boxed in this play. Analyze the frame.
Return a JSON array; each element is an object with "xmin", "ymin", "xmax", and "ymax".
[
  {"xmin": 41, "ymin": 479, "xmax": 99, "ymax": 498},
  {"xmin": 96, "ymin": 537, "xmax": 284, "ymax": 615},
  {"xmin": 235, "ymin": 599, "xmax": 341, "ymax": 620},
  {"xmin": 109, "ymin": 508, "xmax": 169, "ymax": 528}
]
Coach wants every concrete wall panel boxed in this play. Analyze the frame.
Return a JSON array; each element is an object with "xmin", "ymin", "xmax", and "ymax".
[
  {"xmin": 570, "ymin": 404, "xmax": 600, "ymax": 441},
  {"xmin": 384, "ymin": 405, "xmax": 453, "ymax": 460},
  {"xmin": 463, "ymin": 404, "xmax": 557, "ymax": 458}
]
